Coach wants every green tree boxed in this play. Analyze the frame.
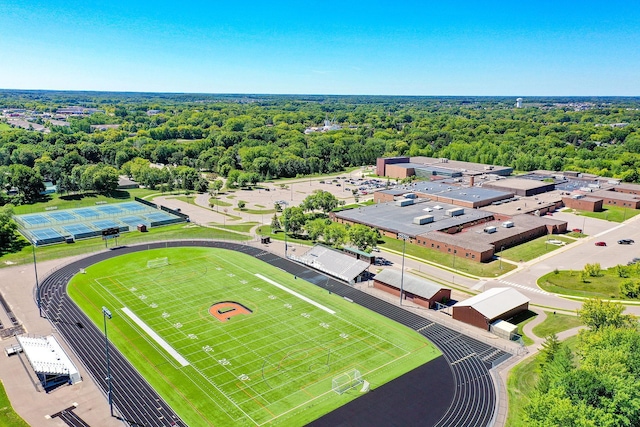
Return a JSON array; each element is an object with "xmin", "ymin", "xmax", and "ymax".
[
  {"xmin": 304, "ymin": 218, "xmax": 329, "ymax": 241},
  {"xmin": 281, "ymin": 206, "xmax": 306, "ymax": 235},
  {"xmin": 347, "ymin": 224, "xmax": 378, "ymax": 250},
  {"xmin": 620, "ymin": 280, "xmax": 640, "ymax": 299},
  {"xmin": 237, "ymin": 200, "xmax": 246, "ymax": 209},
  {"xmin": 9, "ymin": 164, "xmax": 45, "ymax": 202},
  {"xmin": 324, "ymin": 222, "xmax": 347, "ymax": 246},
  {"xmin": 270, "ymin": 214, "xmax": 281, "ymax": 232},
  {"xmin": 0, "ymin": 205, "xmax": 19, "ymax": 254},
  {"xmin": 578, "ymin": 299, "xmax": 633, "ymax": 330}
]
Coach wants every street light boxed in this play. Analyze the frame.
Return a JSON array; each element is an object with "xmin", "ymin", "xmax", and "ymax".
[
  {"xmin": 398, "ymin": 233, "xmax": 410, "ymax": 306},
  {"xmin": 32, "ymin": 240, "xmax": 41, "ymax": 317},
  {"xmin": 102, "ymin": 306, "xmax": 114, "ymax": 418}
]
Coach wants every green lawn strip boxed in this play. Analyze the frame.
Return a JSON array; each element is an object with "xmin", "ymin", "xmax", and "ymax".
[
  {"xmin": 571, "ymin": 206, "xmax": 640, "ymax": 223},
  {"xmin": 209, "ymin": 198, "xmax": 232, "ymax": 207},
  {"xmin": 12, "ymin": 188, "xmax": 160, "ymax": 215},
  {"xmin": 208, "ymin": 223, "xmax": 258, "ymax": 233},
  {"xmin": 256, "ymin": 226, "xmax": 315, "ymax": 246},
  {"xmin": 531, "ymin": 312, "xmax": 583, "ymax": 339},
  {"xmin": 538, "ymin": 265, "xmax": 640, "ymax": 299},
  {"xmin": 379, "ymin": 236, "xmax": 516, "ymax": 277},
  {"xmin": 499, "ymin": 235, "xmax": 575, "ymax": 263},
  {"xmin": 235, "ymin": 207, "xmax": 276, "ymax": 214},
  {"xmin": 506, "ymin": 335, "xmax": 578, "ymax": 427},
  {"xmin": 169, "ymin": 195, "xmax": 198, "ymax": 205},
  {"xmin": 333, "ymin": 200, "xmax": 376, "ymax": 212},
  {"xmin": 68, "ymin": 247, "xmax": 439, "ymax": 426},
  {"xmin": 0, "ymin": 380, "xmax": 29, "ymax": 427},
  {"xmin": 0, "ymin": 223, "xmax": 249, "ymax": 268}
]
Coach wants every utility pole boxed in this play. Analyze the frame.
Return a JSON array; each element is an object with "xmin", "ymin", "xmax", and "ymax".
[
  {"xmin": 102, "ymin": 307, "xmax": 114, "ymax": 418},
  {"xmin": 398, "ymin": 233, "xmax": 409, "ymax": 306}
]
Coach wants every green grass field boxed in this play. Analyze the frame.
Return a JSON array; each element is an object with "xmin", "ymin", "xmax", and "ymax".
[
  {"xmin": 499, "ymin": 235, "xmax": 575, "ymax": 263},
  {"xmin": 69, "ymin": 247, "xmax": 439, "ymax": 426},
  {"xmin": 0, "ymin": 381, "xmax": 29, "ymax": 427}
]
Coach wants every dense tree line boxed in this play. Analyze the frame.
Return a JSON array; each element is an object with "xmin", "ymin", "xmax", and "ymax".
[
  {"xmin": 2, "ymin": 91, "xmax": 640, "ymax": 206},
  {"xmin": 525, "ymin": 299, "xmax": 640, "ymax": 426}
]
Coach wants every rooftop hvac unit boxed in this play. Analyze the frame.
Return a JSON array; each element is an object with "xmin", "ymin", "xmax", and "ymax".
[
  {"xmin": 413, "ymin": 215, "xmax": 434, "ymax": 225},
  {"xmin": 446, "ymin": 208, "xmax": 464, "ymax": 217},
  {"xmin": 502, "ymin": 221, "xmax": 514, "ymax": 228},
  {"xmin": 395, "ymin": 198, "xmax": 414, "ymax": 207},
  {"xmin": 433, "ymin": 205, "xmax": 443, "ymax": 210},
  {"xmin": 484, "ymin": 226, "xmax": 497, "ymax": 234},
  {"xmin": 579, "ymin": 187, "xmax": 593, "ymax": 192},
  {"xmin": 423, "ymin": 207, "xmax": 433, "ymax": 212},
  {"xmin": 571, "ymin": 194, "xmax": 584, "ymax": 199}
]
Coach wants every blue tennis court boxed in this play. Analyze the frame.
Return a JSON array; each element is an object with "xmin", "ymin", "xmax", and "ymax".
[
  {"xmin": 49, "ymin": 211, "xmax": 76, "ymax": 221},
  {"xmin": 30, "ymin": 228, "xmax": 65, "ymax": 245},
  {"xmin": 95, "ymin": 205, "xmax": 123, "ymax": 215},
  {"xmin": 120, "ymin": 216, "xmax": 147, "ymax": 228},
  {"xmin": 92, "ymin": 220, "xmax": 120, "ymax": 230},
  {"xmin": 15, "ymin": 200, "xmax": 187, "ymax": 246},
  {"xmin": 20, "ymin": 214, "xmax": 50, "ymax": 226},
  {"xmin": 120, "ymin": 202, "xmax": 147, "ymax": 212},
  {"xmin": 75, "ymin": 208, "xmax": 100, "ymax": 218}
]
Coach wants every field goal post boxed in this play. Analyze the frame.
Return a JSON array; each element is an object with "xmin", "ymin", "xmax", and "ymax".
[
  {"xmin": 147, "ymin": 257, "xmax": 169, "ymax": 269},
  {"xmin": 332, "ymin": 369, "xmax": 363, "ymax": 394}
]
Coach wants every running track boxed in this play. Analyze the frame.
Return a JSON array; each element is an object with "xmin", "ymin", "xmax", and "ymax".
[{"xmin": 38, "ymin": 241, "xmax": 511, "ymax": 426}]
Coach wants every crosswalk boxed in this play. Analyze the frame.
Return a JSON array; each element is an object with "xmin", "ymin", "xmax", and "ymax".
[{"xmin": 497, "ymin": 279, "xmax": 550, "ymax": 295}]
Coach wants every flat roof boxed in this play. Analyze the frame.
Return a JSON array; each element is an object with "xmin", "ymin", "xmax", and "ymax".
[
  {"xmin": 483, "ymin": 178, "xmax": 554, "ymax": 191},
  {"xmin": 592, "ymin": 189, "xmax": 640, "ymax": 201},
  {"xmin": 374, "ymin": 269, "xmax": 447, "ymax": 299},
  {"xmin": 425, "ymin": 214, "xmax": 566, "ymax": 250},
  {"xmin": 409, "ymin": 157, "xmax": 513, "ymax": 175},
  {"xmin": 454, "ymin": 287, "xmax": 529, "ymax": 319},
  {"xmin": 482, "ymin": 192, "xmax": 563, "ymax": 215},
  {"xmin": 379, "ymin": 181, "xmax": 512, "ymax": 204},
  {"xmin": 335, "ymin": 199, "xmax": 493, "ymax": 238}
]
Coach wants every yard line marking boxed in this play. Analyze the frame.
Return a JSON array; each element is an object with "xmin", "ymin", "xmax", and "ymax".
[
  {"xmin": 121, "ymin": 307, "xmax": 190, "ymax": 367},
  {"xmin": 255, "ymin": 274, "xmax": 336, "ymax": 315}
]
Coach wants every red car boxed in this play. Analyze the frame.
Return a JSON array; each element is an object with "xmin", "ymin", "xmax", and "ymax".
[
  {"xmin": 595, "ymin": 241, "xmax": 607, "ymax": 247},
  {"xmin": 572, "ymin": 228, "xmax": 582, "ymax": 233}
]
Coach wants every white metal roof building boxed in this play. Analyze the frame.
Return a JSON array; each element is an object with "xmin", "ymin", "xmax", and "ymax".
[
  {"xmin": 16, "ymin": 335, "xmax": 82, "ymax": 391},
  {"xmin": 452, "ymin": 287, "xmax": 529, "ymax": 330},
  {"xmin": 290, "ymin": 245, "xmax": 370, "ymax": 283}
]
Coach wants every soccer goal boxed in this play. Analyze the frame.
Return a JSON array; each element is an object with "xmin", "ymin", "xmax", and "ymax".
[
  {"xmin": 332, "ymin": 369, "xmax": 363, "ymax": 394},
  {"xmin": 147, "ymin": 257, "xmax": 169, "ymax": 268}
]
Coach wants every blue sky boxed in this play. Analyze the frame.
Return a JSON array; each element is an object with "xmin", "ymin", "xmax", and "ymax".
[{"xmin": 0, "ymin": 1, "xmax": 638, "ymax": 95}]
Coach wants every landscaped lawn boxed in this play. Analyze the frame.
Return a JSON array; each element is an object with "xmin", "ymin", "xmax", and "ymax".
[
  {"xmin": 572, "ymin": 206, "xmax": 640, "ymax": 223},
  {"xmin": 532, "ymin": 312, "xmax": 582, "ymax": 338},
  {"xmin": 538, "ymin": 265, "xmax": 640, "ymax": 299},
  {"xmin": 379, "ymin": 236, "xmax": 516, "ymax": 277},
  {"xmin": 0, "ymin": 122, "xmax": 13, "ymax": 132},
  {"xmin": 499, "ymin": 235, "xmax": 575, "ymax": 263}
]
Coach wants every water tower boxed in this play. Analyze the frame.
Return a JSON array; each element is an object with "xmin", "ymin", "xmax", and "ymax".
[{"xmin": 516, "ymin": 98, "xmax": 523, "ymax": 108}]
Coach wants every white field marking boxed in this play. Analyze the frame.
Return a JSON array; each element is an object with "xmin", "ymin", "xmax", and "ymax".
[
  {"xmin": 258, "ymin": 351, "xmax": 414, "ymax": 426},
  {"xmin": 255, "ymin": 274, "xmax": 335, "ymax": 315},
  {"xmin": 121, "ymin": 307, "xmax": 190, "ymax": 367}
]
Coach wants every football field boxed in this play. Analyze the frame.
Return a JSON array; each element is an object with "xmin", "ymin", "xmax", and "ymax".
[{"xmin": 68, "ymin": 247, "xmax": 440, "ymax": 426}]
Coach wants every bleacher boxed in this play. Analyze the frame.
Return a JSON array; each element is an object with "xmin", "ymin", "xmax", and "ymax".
[{"xmin": 291, "ymin": 245, "xmax": 370, "ymax": 283}]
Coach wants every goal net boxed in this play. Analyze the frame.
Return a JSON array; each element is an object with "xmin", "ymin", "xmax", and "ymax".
[
  {"xmin": 332, "ymin": 369, "xmax": 363, "ymax": 394},
  {"xmin": 147, "ymin": 257, "xmax": 169, "ymax": 269}
]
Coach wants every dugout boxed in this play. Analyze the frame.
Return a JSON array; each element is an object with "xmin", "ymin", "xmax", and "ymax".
[{"xmin": 261, "ymin": 236, "xmax": 271, "ymax": 244}]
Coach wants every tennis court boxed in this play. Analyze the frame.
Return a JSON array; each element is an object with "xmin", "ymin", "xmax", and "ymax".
[{"xmin": 15, "ymin": 200, "xmax": 188, "ymax": 246}]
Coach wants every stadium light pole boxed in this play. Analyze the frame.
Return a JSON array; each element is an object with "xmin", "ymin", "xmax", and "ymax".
[
  {"xmin": 32, "ymin": 240, "xmax": 41, "ymax": 317},
  {"xmin": 398, "ymin": 233, "xmax": 410, "ymax": 306},
  {"xmin": 102, "ymin": 306, "xmax": 114, "ymax": 418}
]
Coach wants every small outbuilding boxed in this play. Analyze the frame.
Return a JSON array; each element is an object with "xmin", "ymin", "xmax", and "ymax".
[
  {"xmin": 452, "ymin": 287, "xmax": 529, "ymax": 330},
  {"xmin": 373, "ymin": 269, "xmax": 451, "ymax": 309}
]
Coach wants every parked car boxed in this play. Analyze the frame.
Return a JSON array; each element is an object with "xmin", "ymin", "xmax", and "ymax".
[
  {"xmin": 618, "ymin": 239, "xmax": 635, "ymax": 245},
  {"xmin": 572, "ymin": 228, "xmax": 582, "ymax": 233},
  {"xmin": 595, "ymin": 241, "xmax": 607, "ymax": 246}
]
